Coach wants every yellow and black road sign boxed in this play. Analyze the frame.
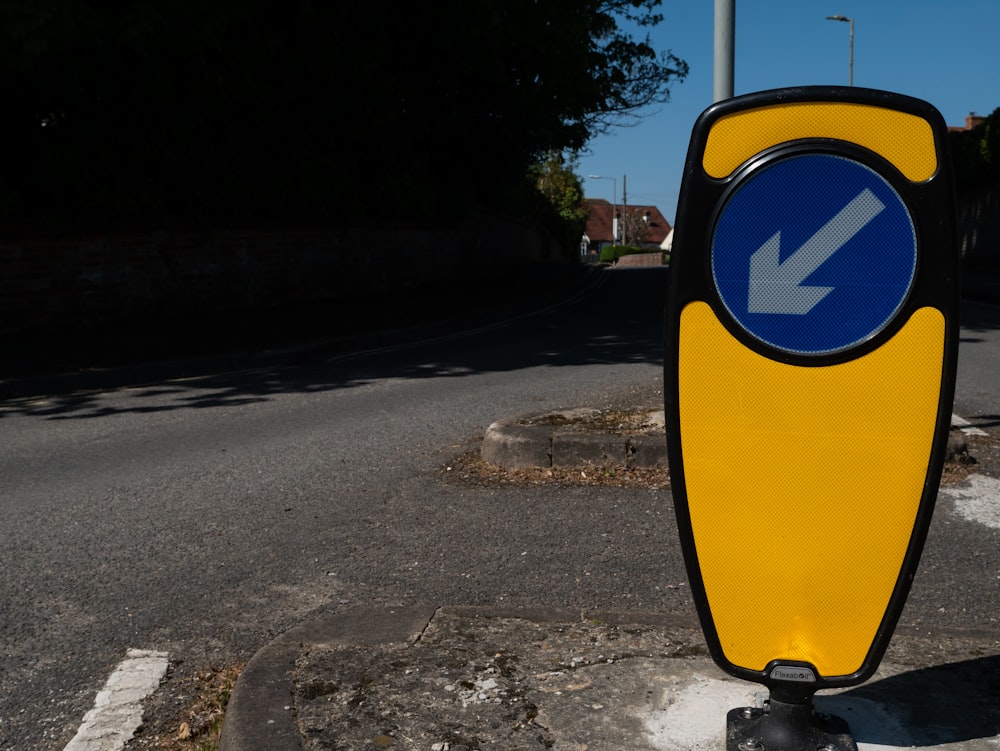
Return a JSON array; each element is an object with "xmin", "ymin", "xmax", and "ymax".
[{"xmin": 664, "ymin": 86, "xmax": 960, "ymax": 694}]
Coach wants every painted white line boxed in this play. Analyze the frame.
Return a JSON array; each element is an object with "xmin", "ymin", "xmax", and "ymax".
[
  {"xmin": 952, "ymin": 413, "xmax": 987, "ymax": 436},
  {"xmin": 942, "ymin": 473, "xmax": 1000, "ymax": 530},
  {"xmin": 64, "ymin": 649, "xmax": 169, "ymax": 751}
]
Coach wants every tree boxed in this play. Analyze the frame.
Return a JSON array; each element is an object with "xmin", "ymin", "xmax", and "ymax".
[
  {"xmin": 0, "ymin": 0, "xmax": 688, "ymax": 231},
  {"xmin": 533, "ymin": 152, "xmax": 588, "ymax": 225},
  {"xmin": 621, "ymin": 208, "xmax": 653, "ymax": 248},
  {"xmin": 530, "ymin": 150, "xmax": 590, "ymax": 256}
]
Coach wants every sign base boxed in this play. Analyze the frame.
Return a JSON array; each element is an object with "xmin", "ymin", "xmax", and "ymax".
[{"xmin": 726, "ymin": 697, "xmax": 857, "ymax": 751}]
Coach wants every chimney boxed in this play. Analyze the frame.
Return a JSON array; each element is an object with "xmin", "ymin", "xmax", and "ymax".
[{"xmin": 966, "ymin": 112, "xmax": 986, "ymax": 130}]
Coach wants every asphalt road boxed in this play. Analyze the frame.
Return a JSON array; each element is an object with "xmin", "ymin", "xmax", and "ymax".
[
  {"xmin": 1, "ymin": 266, "xmax": 997, "ymax": 750},
  {"xmin": 954, "ymin": 299, "xmax": 1000, "ymax": 427}
]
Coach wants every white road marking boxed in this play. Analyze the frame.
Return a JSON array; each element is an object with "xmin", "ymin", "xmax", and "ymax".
[
  {"xmin": 942, "ymin": 473, "xmax": 1000, "ymax": 530},
  {"xmin": 64, "ymin": 649, "xmax": 169, "ymax": 751},
  {"xmin": 952, "ymin": 413, "xmax": 987, "ymax": 436}
]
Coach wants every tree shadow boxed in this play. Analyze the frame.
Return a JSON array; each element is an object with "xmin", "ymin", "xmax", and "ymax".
[
  {"xmin": 5, "ymin": 272, "xmax": 995, "ymax": 424},
  {"xmin": 1, "ymin": 268, "xmax": 670, "ymax": 421},
  {"xmin": 816, "ymin": 653, "xmax": 1000, "ymax": 747},
  {"xmin": 960, "ymin": 298, "xmax": 1000, "ymax": 333}
]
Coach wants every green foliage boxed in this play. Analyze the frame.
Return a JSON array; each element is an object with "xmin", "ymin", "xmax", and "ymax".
[
  {"xmin": 531, "ymin": 151, "xmax": 589, "ymax": 256},
  {"xmin": 533, "ymin": 152, "xmax": 588, "ymax": 225},
  {"xmin": 598, "ymin": 244, "xmax": 646, "ymax": 262},
  {"xmin": 0, "ymin": 0, "xmax": 687, "ymax": 231}
]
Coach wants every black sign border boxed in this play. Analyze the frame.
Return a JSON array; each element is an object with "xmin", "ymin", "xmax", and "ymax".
[{"xmin": 664, "ymin": 86, "xmax": 961, "ymax": 693}]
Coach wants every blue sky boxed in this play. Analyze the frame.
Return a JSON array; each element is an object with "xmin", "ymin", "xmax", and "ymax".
[{"xmin": 580, "ymin": 0, "xmax": 1000, "ymax": 225}]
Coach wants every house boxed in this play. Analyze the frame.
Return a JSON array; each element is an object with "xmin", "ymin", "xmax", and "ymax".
[
  {"xmin": 580, "ymin": 199, "xmax": 673, "ymax": 259},
  {"xmin": 948, "ymin": 112, "xmax": 986, "ymax": 133},
  {"xmin": 661, "ymin": 227, "xmax": 674, "ymax": 253}
]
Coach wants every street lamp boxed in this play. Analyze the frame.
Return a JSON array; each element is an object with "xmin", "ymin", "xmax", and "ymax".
[
  {"xmin": 826, "ymin": 15, "xmax": 854, "ymax": 86},
  {"xmin": 589, "ymin": 174, "xmax": 619, "ymax": 243}
]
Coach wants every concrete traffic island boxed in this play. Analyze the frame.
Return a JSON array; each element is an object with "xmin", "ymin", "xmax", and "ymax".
[
  {"xmin": 219, "ymin": 605, "xmax": 1000, "ymax": 751},
  {"xmin": 480, "ymin": 407, "xmax": 975, "ymax": 473},
  {"xmin": 480, "ymin": 407, "xmax": 667, "ymax": 470}
]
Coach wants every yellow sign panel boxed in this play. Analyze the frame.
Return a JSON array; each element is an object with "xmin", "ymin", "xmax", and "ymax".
[
  {"xmin": 702, "ymin": 101, "xmax": 938, "ymax": 181},
  {"xmin": 678, "ymin": 301, "xmax": 943, "ymax": 676}
]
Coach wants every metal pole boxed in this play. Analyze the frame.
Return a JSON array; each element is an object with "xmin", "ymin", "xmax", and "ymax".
[
  {"xmin": 848, "ymin": 18, "xmax": 854, "ymax": 86},
  {"xmin": 826, "ymin": 16, "xmax": 854, "ymax": 86},
  {"xmin": 714, "ymin": 0, "xmax": 735, "ymax": 102},
  {"xmin": 622, "ymin": 174, "xmax": 628, "ymax": 246}
]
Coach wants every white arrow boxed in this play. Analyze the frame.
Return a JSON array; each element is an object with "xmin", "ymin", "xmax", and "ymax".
[{"xmin": 747, "ymin": 187, "xmax": 886, "ymax": 315}]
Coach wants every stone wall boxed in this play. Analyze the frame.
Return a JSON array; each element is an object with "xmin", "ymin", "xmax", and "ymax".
[{"xmin": 0, "ymin": 212, "xmax": 558, "ymax": 337}]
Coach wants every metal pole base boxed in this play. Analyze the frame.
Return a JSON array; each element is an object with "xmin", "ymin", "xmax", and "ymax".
[{"xmin": 726, "ymin": 697, "xmax": 857, "ymax": 751}]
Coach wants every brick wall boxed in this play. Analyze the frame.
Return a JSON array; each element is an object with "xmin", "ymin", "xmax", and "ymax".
[
  {"xmin": 615, "ymin": 252, "xmax": 664, "ymax": 267},
  {"xmin": 0, "ymin": 212, "xmax": 557, "ymax": 337}
]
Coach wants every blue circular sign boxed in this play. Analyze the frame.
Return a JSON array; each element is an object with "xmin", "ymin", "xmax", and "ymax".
[{"xmin": 711, "ymin": 153, "xmax": 917, "ymax": 356}]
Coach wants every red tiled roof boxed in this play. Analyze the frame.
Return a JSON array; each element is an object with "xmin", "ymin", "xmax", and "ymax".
[{"xmin": 584, "ymin": 199, "xmax": 672, "ymax": 245}]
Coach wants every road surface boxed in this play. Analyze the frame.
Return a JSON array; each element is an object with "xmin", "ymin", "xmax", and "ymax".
[{"xmin": 0, "ymin": 267, "xmax": 997, "ymax": 750}]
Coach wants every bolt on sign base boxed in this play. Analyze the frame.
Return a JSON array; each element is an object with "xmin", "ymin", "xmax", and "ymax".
[{"xmin": 726, "ymin": 698, "xmax": 857, "ymax": 751}]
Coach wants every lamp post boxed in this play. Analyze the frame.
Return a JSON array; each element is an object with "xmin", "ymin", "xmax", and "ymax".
[
  {"xmin": 589, "ymin": 174, "xmax": 619, "ymax": 244},
  {"xmin": 825, "ymin": 15, "xmax": 854, "ymax": 86},
  {"xmin": 714, "ymin": 0, "xmax": 735, "ymax": 102}
]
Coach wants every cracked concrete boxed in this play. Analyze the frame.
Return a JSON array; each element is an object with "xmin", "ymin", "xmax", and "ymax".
[
  {"xmin": 290, "ymin": 608, "xmax": 707, "ymax": 751},
  {"xmin": 221, "ymin": 606, "xmax": 1000, "ymax": 751}
]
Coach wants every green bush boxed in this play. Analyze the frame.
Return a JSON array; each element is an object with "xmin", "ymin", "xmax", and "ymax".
[{"xmin": 598, "ymin": 244, "xmax": 646, "ymax": 263}]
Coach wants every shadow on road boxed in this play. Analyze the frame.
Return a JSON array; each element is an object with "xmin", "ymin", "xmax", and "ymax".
[
  {"xmin": 959, "ymin": 297, "xmax": 1000, "ymax": 341},
  {"xmin": 2, "ymin": 267, "xmax": 670, "ymax": 420},
  {"xmin": 7, "ymin": 270, "xmax": 998, "ymax": 424},
  {"xmin": 820, "ymin": 653, "xmax": 1000, "ymax": 747}
]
